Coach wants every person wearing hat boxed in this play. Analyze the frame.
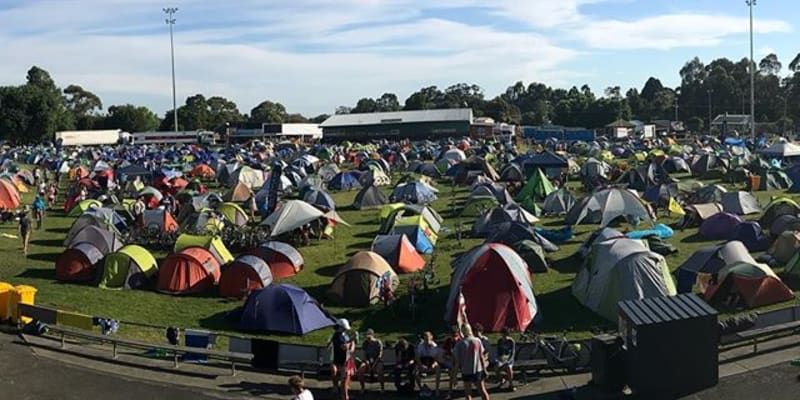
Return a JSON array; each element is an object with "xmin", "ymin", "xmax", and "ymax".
[
  {"xmin": 329, "ymin": 318, "xmax": 355, "ymax": 400},
  {"xmin": 18, "ymin": 207, "xmax": 31, "ymax": 257},
  {"xmin": 357, "ymin": 328, "xmax": 384, "ymax": 394}
]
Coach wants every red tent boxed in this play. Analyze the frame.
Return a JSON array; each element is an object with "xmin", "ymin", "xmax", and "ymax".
[
  {"xmin": 371, "ymin": 234, "xmax": 425, "ymax": 273},
  {"xmin": 157, "ymin": 247, "xmax": 221, "ymax": 294},
  {"xmin": 189, "ymin": 164, "xmax": 216, "ymax": 178},
  {"xmin": 445, "ymin": 243, "xmax": 537, "ymax": 332},
  {"xmin": 247, "ymin": 241, "xmax": 304, "ymax": 279},
  {"xmin": 55, "ymin": 242, "xmax": 104, "ymax": 282},
  {"xmin": 219, "ymin": 255, "xmax": 273, "ymax": 299}
]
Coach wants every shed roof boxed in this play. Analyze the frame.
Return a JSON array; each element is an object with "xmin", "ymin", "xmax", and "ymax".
[{"xmin": 321, "ymin": 108, "xmax": 473, "ymax": 127}]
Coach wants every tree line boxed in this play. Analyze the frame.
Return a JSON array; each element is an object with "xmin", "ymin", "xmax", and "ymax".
[{"xmin": 2, "ymin": 52, "xmax": 799, "ymax": 143}]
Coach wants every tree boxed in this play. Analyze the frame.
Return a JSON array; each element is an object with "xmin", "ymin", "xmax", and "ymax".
[
  {"xmin": 310, "ymin": 114, "xmax": 330, "ymax": 123},
  {"xmin": 286, "ymin": 113, "xmax": 308, "ymax": 123},
  {"xmin": 687, "ymin": 116, "xmax": 704, "ymax": 133},
  {"xmin": 604, "ymin": 86, "xmax": 621, "ymax": 99},
  {"xmin": 759, "ymin": 53, "xmax": 782, "ymax": 75},
  {"xmin": 249, "ymin": 100, "xmax": 288, "ymax": 124},
  {"xmin": 63, "ymin": 84, "xmax": 103, "ymax": 130},
  {"xmin": 403, "ymin": 86, "xmax": 444, "ymax": 110},
  {"xmin": 103, "ymin": 104, "xmax": 159, "ymax": 132},
  {"xmin": 789, "ymin": 53, "xmax": 800, "ymax": 72},
  {"xmin": 206, "ymin": 96, "xmax": 244, "ymax": 129},
  {"xmin": 375, "ymin": 93, "xmax": 401, "ymax": 112},
  {"xmin": 335, "ymin": 106, "xmax": 351, "ymax": 115},
  {"xmin": 640, "ymin": 77, "xmax": 665, "ymax": 101},
  {"xmin": 484, "ymin": 97, "xmax": 520, "ymax": 124},
  {"xmin": 6, "ymin": 66, "xmax": 74, "ymax": 142},
  {"xmin": 351, "ymin": 97, "xmax": 378, "ymax": 113}
]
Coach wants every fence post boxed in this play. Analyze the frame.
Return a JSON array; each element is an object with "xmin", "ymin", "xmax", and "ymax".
[
  {"xmin": 61, "ymin": 332, "xmax": 66, "ymax": 349},
  {"xmin": 113, "ymin": 341, "xmax": 118, "ymax": 359},
  {"xmin": 231, "ymin": 361, "xmax": 236, "ymax": 376},
  {"xmin": 173, "ymin": 350, "xmax": 179, "ymax": 368}
]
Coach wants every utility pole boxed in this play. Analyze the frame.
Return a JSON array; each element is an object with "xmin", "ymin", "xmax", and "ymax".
[
  {"xmin": 707, "ymin": 88, "xmax": 713, "ymax": 134},
  {"xmin": 746, "ymin": 0, "xmax": 756, "ymax": 138},
  {"xmin": 164, "ymin": 7, "xmax": 179, "ymax": 132},
  {"xmin": 673, "ymin": 98, "xmax": 679, "ymax": 122}
]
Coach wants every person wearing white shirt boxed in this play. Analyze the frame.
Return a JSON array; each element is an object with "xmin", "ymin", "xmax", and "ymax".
[{"xmin": 289, "ymin": 375, "xmax": 314, "ymax": 400}]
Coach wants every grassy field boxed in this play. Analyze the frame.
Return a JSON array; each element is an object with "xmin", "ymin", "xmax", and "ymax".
[{"xmin": 0, "ymin": 171, "xmax": 797, "ymax": 346}]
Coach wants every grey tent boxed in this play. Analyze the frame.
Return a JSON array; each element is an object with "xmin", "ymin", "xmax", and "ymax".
[
  {"xmin": 572, "ymin": 237, "xmax": 676, "ymax": 321},
  {"xmin": 677, "ymin": 241, "xmax": 755, "ymax": 274},
  {"xmin": 485, "ymin": 221, "xmax": 559, "ymax": 252},
  {"xmin": 511, "ymin": 240, "xmax": 548, "ymax": 273},
  {"xmin": 353, "ymin": 185, "xmax": 389, "ymax": 210},
  {"xmin": 688, "ymin": 184, "xmax": 727, "ymax": 204},
  {"xmin": 662, "ymin": 157, "xmax": 690, "ymax": 173},
  {"xmin": 471, "ymin": 205, "xmax": 539, "ymax": 237},
  {"xmin": 260, "ymin": 200, "xmax": 326, "ymax": 237},
  {"xmin": 64, "ymin": 225, "xmax": 123, "ymax": 254},
  {"xmin": 66, "ymin": 214, "xmax": 121, "ymax": 246},
  {"xmin": 721, "ymin": 191, "xmax": 761, "ymax": 215},
  {"xmin": 328, "ymin": 251, "xmax": 398, "ymax": 307},
  {"xmin": 580, "ymin": 157, "xmax": 610, "ymax": 186},
  {"xmin": 499, "ymin": 164, "xmax": 525, "ymax": 182},
  {"xmin": 691, "ymin": 153, "xmax": 719, "ymax": 177},
  {"xmin": 542, "ymin": 188, "xmax": 576, "ymax": 216},
  {"xmin": 469, "ymin": 183, "xmax": 515, "ymax": 205},
  {"xmin": 565, "ymin": 188, "xmax": 653, "ymax": 227},
  {"xmin": 303, "ymin": 188, "xmax": 336, "ymax": 212},
  {"xmin": 577, "ymin": 227, "xmax": 625, "ymax": 258}
]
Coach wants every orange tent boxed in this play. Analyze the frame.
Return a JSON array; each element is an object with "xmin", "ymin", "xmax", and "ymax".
[
  {"xmin": 0, "ymin": 179, "xmax": 21, "ymax": 209},
  {"xmin": 139, "ymin": 210, "xmax": 179, "ymax": 233},
  {"xmin": 189, "ymin": 164, "xmax": 216, "ymax": 178},
  {"xmin": 157, "ymin": 247, "xmax": 221, "ymax": 294},
  {"xmin": 371, "ymin": 234, "xmax": 425, "ymax": 273},
  {"xmin": 69, "ymin": 166, "xmax": 89, "ymax": 180}
]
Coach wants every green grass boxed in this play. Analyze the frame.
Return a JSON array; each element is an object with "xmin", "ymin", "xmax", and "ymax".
[{"xmin": 1, "ymin": 172, "xmax": 797, "ymax": 346}]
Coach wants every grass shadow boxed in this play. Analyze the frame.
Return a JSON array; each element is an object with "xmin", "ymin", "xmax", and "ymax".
[
  {"xmin": 534, "ymin": 286, "xmax": 611, "ymax": 334},
  {"xmin": 542, "ymin": 219, "xmax": 566, "ymax": 228},
  {"xmin": 680, "ymin": 232, "xmax": 712, "ymax": 243},
  {"xmin": 46, "ymin": 227, "xmax": 70, "ymax": 234},
  {"xmin": 16, "ymin": 268, "xmax": 56, "ymax": 280},
  {"xmin": 30, "ymin": 238, "xmax": 65, "ymax": 247},
  {"xmin": 346, "ymin": 240, "xmax": 373, "ymax": 250},
  {"xmin": 26, "ymin": 252, "xmax": 60, "ymax": 263},
  {"xmin": 314, "ymin": 264, "xmax": 341, "ymax": 278},
  {"xmin": 548, "ymin": 253, "xmax": 582, "ymax": 274}
]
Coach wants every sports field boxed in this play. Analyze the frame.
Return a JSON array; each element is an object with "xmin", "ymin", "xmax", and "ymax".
[{"xmin": 0, "ymin": 172, "xmax": 795, "ymax": 345}]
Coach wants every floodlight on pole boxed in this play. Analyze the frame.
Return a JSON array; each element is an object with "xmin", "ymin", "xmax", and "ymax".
[
  {"xmin": 164, "ymin": 7, "xmax": 179, "ymax": 132},
  {"xmin": 746, "ymin": 0, "xmax": 756, "ymax": 138}
]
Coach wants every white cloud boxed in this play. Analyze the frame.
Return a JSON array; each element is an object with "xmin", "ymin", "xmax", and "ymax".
[{"xmin": 572, "ymin": 14, "xmax": 792, "ymax": 50}]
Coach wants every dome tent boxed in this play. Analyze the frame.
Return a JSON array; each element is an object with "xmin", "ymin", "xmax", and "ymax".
[
  {"xmin": 352, "ymin": 185, "xmax": 389, "ymax": 210},
  {"xmin": 542, "ymin": 188, "xmax": 576, "ymax": 216},
  {"xmin": 248, "ymin": 241, "xmax": 304, "ymax": 279},
  {"xmin": 98, "ymin": 245, "xmax": 158, "ymax": 289},
  {"xmin": 219, "ymin": 255, "xmax": 273, "ymax": 299},
  {"xmin": 705, "ymin": 261, "xmax": 793, "ymax": 309},
  {"xmin": 239, "ymin": 284, "xmax": 335, "ymax": 335},
  {"xmin": 174, "ymin": 234, "xmax": 234, "ymax": 267},
  {"xmin": 565, "ymin": 187, "xmax": 653, "ymax": 227},
  {"xmin": 56, "ymin": 242, "xmax": 105, "ymax": 282},
  {"xmin": 371, "ymin": 234, "xmax": 426, "ymax": 273},
  {"xmin": 157, "ymin": 247, "xmax": 221, "ymax": 295},
  {"xmin": 64, "ymin": 225, "xmax": 123, "ymax": 254},
  {"xmin": 446, "ymin": 243, "xmax": 537, "ymax": 332},
  {"xmin": 328, "ymin": 251, "xmax": 399, "ymax": 307}
]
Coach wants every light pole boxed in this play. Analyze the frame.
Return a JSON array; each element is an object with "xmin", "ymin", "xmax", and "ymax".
[
  {"xmin": 707, "ymin": 88, "xmax": 713, "ymax": 134},
  {"xmin": 746, "ymin": 0, "xmax": 756, "ymax": 138},
  {"xmin": 164, "ymin": 7, "xmax": 179, "ymax": 132}
]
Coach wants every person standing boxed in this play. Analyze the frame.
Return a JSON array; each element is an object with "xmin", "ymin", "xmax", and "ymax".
[
  {"xmin": 330, "ymin": 319, "xmax": 355, "ymax": 400},
  {"xmin": 454, "ymin": 325, "xmax": 490, "ymax": 400},
  {"xmin": 357, "ymin": 328, "xmax": 385, "ymax": 394},
  {"xmin": 288, "ymin": 375, "xmax": 314, "ymax": 400},
  {"xmin": 18, "ymin": 207, "xmax": 31, "ymax": 257},
  {"xmin": 32, "ymin": 195, "xmax": 46, "ymax": 229},
  {"xmin": 438, "ymin": 326, "xmax": 462, "ymax": 399}
]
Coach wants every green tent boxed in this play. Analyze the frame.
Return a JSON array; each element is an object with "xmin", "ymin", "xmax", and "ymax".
[
  {"xmin": 98, "ymin": 245, "xmax": 158, "ymax": 289},
  {"xmin": 460, "ymin": 195, "xmax": 500, "ymax": 217},
  {"xmin": 174, "ymin": 233, "xmax": 234, "ymax": 266},
  {"xmin": 516, "ymin": 168, "xmax": 555, "ymax": 206},
  {"xmin": 218, "ymin": 202, "xmax": 249, "ymax": 226},
  {"xmin": 68, "ymin": 199, "xmax": 103, "ymax": 217}
]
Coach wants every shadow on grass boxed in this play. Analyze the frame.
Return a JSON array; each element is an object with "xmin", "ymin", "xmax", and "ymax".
[
  {"xmin": 353, "ymin": 231, "xmax": 377, "ymax": 239},
  {"xmin": 346, "ymin": 240, "xmax": 373, "ymax": 250},
  {"xmin": 542, "ymin": 219, "xmax": 567, "ymax": 228},
  {"xmin": 16, "ymin": 268, "xmax": 56, "ymax": 280},
  {"xmin": 548, "ymin": 253, "xmax": 582, "ymax": 274},
  {"xmin": 26, "ymin": 252, "xmax": 60, "ymax": 263},
  {"xmin": 534, "ymin": 287, "xmax": 611, "ymax": 335},
  {"xmin": 680, "ymin": 232, "xmax": 711, "ymax": 243},
  {"xmin": 46, "ymin": 227, "xmax": 70, "ymax": 234},
  {"xmin": 314, "ymin": 264, "xmax": 341, "ymax": 278},
  {"xmin": 30, "ymin": 238, "xmax": 64, "ymax": 247}
]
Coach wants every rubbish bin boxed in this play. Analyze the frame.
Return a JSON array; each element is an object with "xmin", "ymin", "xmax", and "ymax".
[
  {"xmin": 591, "ymin": 334, "xmax": 625, "ymax": 393},
  {"xmin": 0, "ymin": 282, "xmax": 14, "ymax": 321},
  {"xmin": 11, "ymin": 285, "xmax": 37, "ymax": 324}
]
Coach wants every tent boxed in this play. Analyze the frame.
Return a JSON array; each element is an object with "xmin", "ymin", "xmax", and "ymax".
[
  {"xmin": 139, "ymin": 209, "xmax": 179, "ymax": 233},
  {"xmin": 499, "ymin": 164, "xmax": 525, "ymax": 182},
  {"xmin": 174, "ymin": 234, "xmax": 234, "ymax": 266},
  {"xmin": 65, "ymin": 214, "xmax": 120, "ymax": 246},
  {"xmin": 733, "ymin": 222, "xmax": 770, "ymax": 252},
  {"xmin": 721, "ymin": 191, "xmax": 760, "ymax": 215},
  {"xmin": 469, "ymin": 183, "xmax": 515, "ymax": 205},
  {"xmin": 84, "ymin": 207, "xmax": 129, "ymax": 233},
  {"xmin": 379, "ymin": 203, "xmax": 443, "ymax": 235},
  {"xmin": 303, "ymin": 188, "xmax": 336, "ymax": 212},
  {"xmin": 238, "ymin": 284, "xmax": 335, "ymax": 335},
  {"xmin": 230, "ymin": 165, "xmax": 265, "ymax": 189},
  {"xmin": 677, "ymin": 203, "xmax": 723, "ymax": 229},
  {"xmin": 371, "ymin": 234, "xmax": 426, "ymax": 273},
  {"xmin": 328, "ymin": 251, "xmax": 399, "ymax": 307},
  {"xmin": 219, "ymin": 255, "xmax": 273, "ymax": 299},
  {"xmin": 705, "ymin": 261, "xmax": 793, "ymax": 308},
  {"xmin": 0, "ymin": 178, "xmax": 21, "ymax": 209},
  {"xmin": 389, "ymin": 181, "xmax": 438, "ymax": 204},
  {"xmin": 98, "ymin": 245, "xmax": 158, "ymax": 289},
  {"xmin": 391, "ymin": 216, "xmax": 436, "ymax": 254},
  {"xmin": 760, "ymin": 197, "xmax": 800, "ymax": 230},
  {"xmin": 484, "ymin": 221, "xmax": 558, "ymax": 252},
  {"xmin": 68, "ymin": 199, "xmax": 103, "ymax": 217},
  {"xmin": 688, "ymin": 184, "xmax": 727, "ymax": 204},
  {"xmin": 453, "ymin": 156, "xmax": 500, "ymax": 184},
  {"xmin": 218, "ymin": 202, "xmax": 250, "ymax": 226},
  {"xmin": 157, "ymin": 247, "xmax": 221, "ymax": 294},
  {"xmin": 662, "ymin": 157, "xmax": 691, "ymax": 173},
  {"xmin": 675, "ymin": 241, "xmax": 756, "ymax": 293},
  {"xmin": 328, "ymin": 172, "xmax": 362, "ymax": 191},
  {"xmin": 248, "ymin": 241, "xmax": 304, "ymax": 279},
  {"xmin": 572, "ymin": 237, "xmax": 676, "ymax": 321},
  {"xmin": 64, "ymin": 225, "xmax": 123, "ymax": 254},
  {"xmin": 580, "ymin": 157, "xmax": 610, "ymax": 186},
  {"xmin": 359, "ymin": 168, "xmax": 391, "ymax": 187},
  {"xmin": 55, "ymin": 242, "xmax": 104, "ymax": 282},
  {"xmin": 565, "ymin": 188, "xmax": 653, "ymax": 227},
  {"xmin": 189, "ymin": 164, "xmax": 216, "ymax": 178},
  {"xmin": 352, "ymin": 185, "xmax": 389, "ymax": 210},
  {"xmin": 260, "ymin": 200, "xmax": 326, "ymax": 237},
  {"xmin": 471, "ymin": 205, "xmax": 539, "ymax": 237},
  {"xmin": 769, "ymin": 231, "xmax": 800, "ymax": 265},
  {"xmin": 511, "ymin": 240, "xmax": 548, "ymax": 273},
  {"xmin": 224, "ymin": 182, "xmax": 254, "ymax": 202},
  {"xmin": 699, "ymin": 212, "xmax": 743, "ymax": 240},
  {"xmin": 515, "ymin": 168, "xmax": 555, "ymax": 206},
  {"xmin": 542, "ymin": 188, "xmax": 576, "ymax": 216},
  {"xmin": 446, "ymin": 243, "xmax": 537, "ymax": 332},
  {"xmin": 758, "ymin": 140, "xmax": 800, "ymax": 158},
  {"xmin": 769, "ymin": 215, "xmax": 800, "ymax": 238}
]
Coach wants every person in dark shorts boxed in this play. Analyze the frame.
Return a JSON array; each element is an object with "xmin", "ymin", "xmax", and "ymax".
[
  {"xmin": 330, "ymin": 319, "xmax": 355, "ymax": 400},
  {"xmin": 357, "ymin": 328, "xmax": 384, "ymax": 393},
  {"xmin": 393, "ymin": 337, "xmax": 415, "ymax": 393},
  {"xmin": 494, "ymin": 328, "xmax": 516, "ymax": 391},
  {"xmin": 454, "ymin": 325, "xmax": 489, "ymax": 400},
  {"xmin": 18, "ymin": 208, "xmax": 31, "ymax": 257}
]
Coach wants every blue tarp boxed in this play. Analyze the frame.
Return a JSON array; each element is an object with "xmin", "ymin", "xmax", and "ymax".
[{"xmin": 626, "ymin": 223, "xmax": 674, "ymax": 239}]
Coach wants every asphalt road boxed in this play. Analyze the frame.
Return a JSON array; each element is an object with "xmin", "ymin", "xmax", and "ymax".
[{"xmin": 0, "ymin": 332, "xmax": 226, "ymax": 400}]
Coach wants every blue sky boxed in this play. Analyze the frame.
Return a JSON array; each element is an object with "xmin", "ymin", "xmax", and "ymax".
[{"xmin": 0, "ymin": 0, "xmax": 795, "ymax": 117}]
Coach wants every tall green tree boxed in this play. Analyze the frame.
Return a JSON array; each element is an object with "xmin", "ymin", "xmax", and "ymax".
[
  {"xmin": 103, "ymin": 104, "xmax": 160, "ymax": 132},
  {"xmin": 249, "ymin": 100, "xmax": 288, "ymax": 124},
  {"xmin": 63, "ymin": 84, "xmax": 103, "ymax": 130}
]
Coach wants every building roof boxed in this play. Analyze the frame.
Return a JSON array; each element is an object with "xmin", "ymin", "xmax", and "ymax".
[
  {"xmin": 712, "ymin": 114, "xmax": 752, "ymax": 126},
  {"xmin": 605, "ymin": 119, "xmax": 634, "ymax": 128},
  {"xmin": 320, "ymin": 108, "xmax": 472, "ymax": 128}
]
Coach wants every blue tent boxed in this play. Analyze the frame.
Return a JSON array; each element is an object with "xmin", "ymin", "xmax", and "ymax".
[
  {"xmin": 239, "ymin": 284, "xmax": 335, "ymax": 335},
  {"xmin": 328, "ymin": 172, "xmax": 362, "ymax": 191},
  {"xmin": 391, "ymin": 225, "xmax": 434, "ymax": 254},
  {"xmin": 733, "ymin": 221, "xmax": 769, "ymax": 252},
  {"xmin": 390, "ymin": 182, "xmax": 438, "ymax": 204}
]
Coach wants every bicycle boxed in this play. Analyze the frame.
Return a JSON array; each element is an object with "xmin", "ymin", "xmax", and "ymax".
[{"xmin": 517, "ymin": 330, "xmax": 591, "ymax": 374}]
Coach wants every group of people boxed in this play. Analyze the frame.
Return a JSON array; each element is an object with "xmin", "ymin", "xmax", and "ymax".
[{"xmin": 328, "ymin": 319, "xmax": 517, "ymax": 400}]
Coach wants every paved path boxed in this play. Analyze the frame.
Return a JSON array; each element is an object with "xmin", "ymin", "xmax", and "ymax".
[{"xmin": 0, "ymin": 332, "xmax": 229, "ymax": 400}]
